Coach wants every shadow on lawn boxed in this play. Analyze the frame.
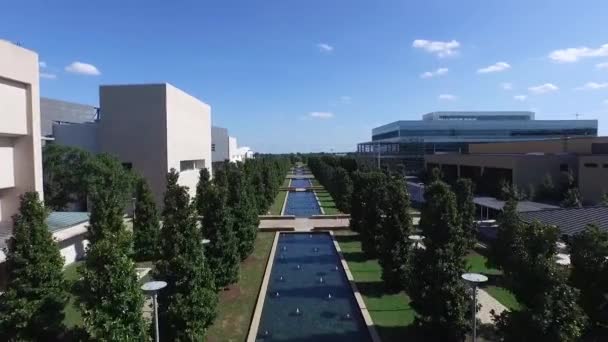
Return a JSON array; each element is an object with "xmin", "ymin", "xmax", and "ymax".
[
  {"xmin": 339, "ymin": 251, "xmax": 368, "ymax": 263},
  {"xmin": 375, "ymin": 324, "xmax": 423, "ymax": 342},
  {"xmin": 334, "ymin": 234, "xmax": 359, "ymax": 244}
]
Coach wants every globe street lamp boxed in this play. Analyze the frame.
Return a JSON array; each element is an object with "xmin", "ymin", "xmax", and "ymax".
[
  {"xmin": 141, "ymin": 281, "xmax": 167, "ymax": 342},
  {"xmin": 461, "ymin": 273, "xmax": 488, "ymax": 342}
]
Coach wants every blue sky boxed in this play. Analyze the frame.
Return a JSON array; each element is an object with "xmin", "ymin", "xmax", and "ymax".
[{"xmin": 2, "ymin": 0, "xmax": 608, "ymax": 153}]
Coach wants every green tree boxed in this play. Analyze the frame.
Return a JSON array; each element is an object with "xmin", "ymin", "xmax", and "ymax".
[
  {"xmin": 536, "ymin": 173, "xmax": 557, "ymax": 201},
  {"xmin": 42, "ymin": 144, "xmax": 91, "ymax": 210},
  {"xmin": 195, "ymin": 167, "xmax": 212, "ymax": 218},
  {"xmin": 602, "ymin": 192, "xmax": 608, "ymax": 206},
  {"xmin": 79, "ymin": 154, "xmax": 147, "ymax": 340},
  {"xmin": 133, "ymin": 177, "xmax": 161, "ymax": 261},
  {"xmin": 561, "ymin": 187, "xmax": 582, "ymax": 208},
  {"xmin": 409, "ymin": 181, "xmax": 469, "ymax": 341},
  {"xmin": 0, "ymin": 192, "xmax": 67, "ymax": 341},
  {"xmin": 569, "ymin": 224, "xmax": 608, "ymax": 326},
  {"xmin": 454, "ymin": 178, "xmax": 477, "ymax": 249},
  {"xmin": 333, "ymin": 167, "xmax": 354, "ymax": 213},
  {"xmin": 202, "ymin": 186, "xmax": 240, "ymax": 288},
  {"xmin": 378, "ymin": 176, "xmax": 414, "ymax": 292},
  {"xmin": 490, "ymin": 196, "xmax": 521, "ymax": 270},
  {"xmin": 226, "ymin": 164, "xmax": 259, "ymax": 260},
  {"xmin": 359, "ymin": 172, "xmax": 388, "ymax": 258},
  {"xmin": 349, "ymin": 171, "xmax": 366, "ymax": 233},
  {"xmin": 155, "ymin": 169, "xmax": 218, "ymax": 340}
]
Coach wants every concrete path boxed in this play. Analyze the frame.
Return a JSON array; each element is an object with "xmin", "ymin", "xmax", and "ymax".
[
  {"xmin": 258, "ymin": 217, "xmax": 350, "ymax": 231},
  {"xmin": 477, "ymin": 288, "xmax": 508, "ymax": 324}
]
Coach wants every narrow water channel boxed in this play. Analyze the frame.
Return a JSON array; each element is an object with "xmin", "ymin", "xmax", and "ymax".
[
  {"xmin": 255, "ymin": 232, "xmax": 371, "ymax": 342},
  {"xmin": 284, "ymin": 191, "xmax": 321, "ymax": 217},
  {"xmin": 290, "ymin": 179, "xmax": 311, "ymax": 188}
]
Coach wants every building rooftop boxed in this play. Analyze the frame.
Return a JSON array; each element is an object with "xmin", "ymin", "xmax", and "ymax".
[
  {"xmin": 47, "ymin": 211, "xmax": 90, "ymax": 232},
  {"xmin": 474, "ymin": 196, "xmax": 560, "ymax": 212},
  {"xmin": 520, "ymin": 206, "xmax": 608, "ymax": 236}
]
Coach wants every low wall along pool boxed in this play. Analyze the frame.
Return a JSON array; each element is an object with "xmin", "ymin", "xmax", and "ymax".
[{"xmin": 255, "ymin": 232, "xmax": 371, "ymax": 342}]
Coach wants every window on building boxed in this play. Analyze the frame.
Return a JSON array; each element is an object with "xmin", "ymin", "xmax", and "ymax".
[
  {"xmin": 180, "ymin": 159, "xmax": 206, "ymax": 171},
  {"xmin": 584, "ymin": 163, "xmax": 598, "ymax": 168},
  {"xmin": 211, "ymin": 143, "xmax": 216, "ymax": 152}
]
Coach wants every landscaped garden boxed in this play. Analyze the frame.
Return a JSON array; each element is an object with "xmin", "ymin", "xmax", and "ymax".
[
  {"xmin": 268, "ymin": 190, "xmax": 287, "ymax": 215},
  {"xmin": 315, "ymin": 188, "xmax": 341, "ymax": 214}
]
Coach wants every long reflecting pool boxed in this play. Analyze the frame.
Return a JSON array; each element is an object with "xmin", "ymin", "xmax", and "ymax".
[
  {"xmin": 284, "ymin": 191, "xmax": 321, "ymax": 217},
  {"xmin": 290, "ymin": 179, "xmax": 311, "ymax": 188},
  {"xmin": 256, "ymin": 233, "xmax": 371, "ymax": 342}
]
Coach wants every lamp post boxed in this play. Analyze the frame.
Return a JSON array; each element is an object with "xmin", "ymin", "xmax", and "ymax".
[
  {"xmin": 408, "ymin": 235, "xmax": 425, "ymax": 250},
  {"xmin": 461, "ymin": 273, "xmax": 488, "ymax": 342},
  {"xmin": 141, "ymin": 281, "xmax": 167, "ymax": 342}
]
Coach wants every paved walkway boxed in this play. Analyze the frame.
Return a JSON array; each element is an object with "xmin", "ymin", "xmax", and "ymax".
[
  {"xmin": 258, "ymin": 217, "xmax": 350, "ymax": 231},
  {"xmin": 477, "ymin": 288, "xmax": 508, "ymax": 324}
]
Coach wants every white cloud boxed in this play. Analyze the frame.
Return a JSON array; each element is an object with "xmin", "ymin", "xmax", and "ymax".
[
  {"xmin": 575, "ymin": 82, "xmax": 608, "ymax": 90},
  {"xmin": 317, "ymin": 43, "xmax": 334, "ymax": 53},
  {"xmin": 309, "ymin": 111, "xmax": 334, "ymax": 119},
  {"xmin": 438, "ymin": 94, "xmax": 457, "ymax": 101},
  {"xmin": 501, "ymin": 82, "xmax": 513, "ymax": 90},
  {"xmin": 65, "ymin": 61, "xmax": 101, "ymax": 75},
  {"xmin": 596, "ymin": 62, "xmax": 608, "ymax": 69},
  {"xmin": 339, "ymin": 96, "xmax": 352, "ymax": 104},
  {"xmin": 40, "ymin": 73, "xmax": 57, "ymax": 79},
  {"xmin": 528, "ymin": 83, "xmax": 558, "ymax": 94},
  {"xmin": 39, "ymin": 61, "xmax": 47, "ymax": 68},
  {"xmin": 477, "ymin": 62, "xmax": 511, "ymax": 74},
  {"xmin": 514, "ymin": 95, "xmax": 527, "ymax": 101},
  {"xmin": 420, "ymin": 67, "xmax": 448, "ymax": 79},
  {"xmin": 548, "ymin": 43, "xmax": 608, "ymax": 63},
  {"xmin": 412, "ymin": 39, "xmax": 460, "ymax": 58}
]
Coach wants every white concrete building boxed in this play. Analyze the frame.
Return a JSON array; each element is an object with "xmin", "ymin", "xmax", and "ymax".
[
  {"xmin": 0, "ymin": 40, "xmax": 43, "ymax": 239},
  {"xmin": 99, "ymin": 84, "xmax": 212, "ymax": 206},
  {"xmin": 212, "ymin": 126, "xmax": 229, "ymax": 163},
  {"xmin": 229, "ymin": 136, "xmax": 239, "ymax": 162}
]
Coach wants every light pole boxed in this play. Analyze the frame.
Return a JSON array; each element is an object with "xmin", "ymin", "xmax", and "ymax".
[
  {"xmin": 408, "ymin": 235, "xmax": 425, "ymax": 250},
  {"xmin": 141, "ymin": 281, "xmax": 167, "ymax": 342},
  {"xmin": 461, "ymin": 273, "xmax": 488, "ymax": 342}
]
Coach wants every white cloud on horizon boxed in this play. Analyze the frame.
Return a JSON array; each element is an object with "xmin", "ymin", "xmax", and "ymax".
[
  {"xmin": 528, "ymin": 83, "xmax": 558, "ymax": 94},
  {"xmin": 420, "ymin": 67, "xmax": 448, "ymax": 79},
  {"xmin": 65, "ymin": 61, "xmax": 101, "ymax": 75},
  {"xmin": 309, "ymin": 111, "xmax": 334, "ymax": 119},
  {"xmin": 575, "ymin": 82, "xmax": 608, "ymax": 90},
  {"xmin": 438, "ymin": 94, "xmax": 457, "ymax": 101},
  {"xmin": 317, "ymin": 43, "xmax": 334, "ymax": 53},
  {"xmin": 40, "ymin": 73, "xmax": 57, "ymax": 79},
  {"xmin": 514, "ymin": 95, "xmax": 527, "ymax": 101},
  {"xmin": 412, "ymin": 39, "xmax": 460, "ymax": 58},
  {"xmin": 548, "ymin": 43, "xmax": 608, "ymax": 63},
  {"xmin": 477, "ymin": 62, "xmax": 511, "ymax": 74}
]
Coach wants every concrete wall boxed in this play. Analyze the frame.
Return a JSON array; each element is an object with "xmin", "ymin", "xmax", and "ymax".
[
  {"xmin": 53, "ymin": 122, "xmax": 99, "ymax": 153},
  {"xmin": 165, "ymin": 83, "xmax": 212, "ymax": 200},
  {"xmin": 40, "ymin": 97, "xmax": 97, "ymax": 137},
  {"xmin": 229, "ymin": 136, "xmax": 238, "ymax": 162},
  {"xmin": 578, "ymin": 155, "xmax": 608, "ymax": 204},
  {"xmin": 0, "ymin": 40, "xmax": 43, "ymax": 231},
  {"xmin": 212, "ymin": 126, "xmax": 229, "ymax": 162},
  {"xmin": 469, "ymin": 137, "xmax": 608, "ymax": 154},
  {"xmin": 99, "ymin": 84, "xmax": 168, "ymax": 206}
]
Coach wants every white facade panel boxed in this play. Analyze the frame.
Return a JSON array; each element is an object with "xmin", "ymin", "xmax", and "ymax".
[
  {"xmin": 0, "ymin": 140, "xmax": 15, "ymax": 189},
  {"xmin": 0, "ymin": 79, "xmax": 27, "ymax": 135},
  {"xmin": 212, "ymin": 126, "xmax": 229, "ymax": 162}
]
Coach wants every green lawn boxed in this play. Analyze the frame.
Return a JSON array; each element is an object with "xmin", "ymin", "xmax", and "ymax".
[
  {"xmin": 205, "ymin": 232, "xmax": 275, "ymax": 342},
  {"xmin": 335, "ymin": 232, "xmax": 418, "ymax": 342},
  {"xmin": 282, "ymin": 178, "xmax": 290, "ymax": 187},
  {"xmin": 310, "ymin": 179, "xmax": 321, "ymax": 186},
  {"xmin": 315, "ymin": 189, "xmax": 341, "ymax": 215},
  {"xmin": 465, "ymin": 250, "xmax": 521, "ymax": 311},
  {"xmin": 268, "ymin": 191, "xmax": 287, "ymax": 215}
]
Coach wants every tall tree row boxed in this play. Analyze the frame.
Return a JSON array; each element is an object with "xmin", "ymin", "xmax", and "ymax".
[{"xmin": 308, "ymin": 155, "xmax": 357, "ymax": 213}]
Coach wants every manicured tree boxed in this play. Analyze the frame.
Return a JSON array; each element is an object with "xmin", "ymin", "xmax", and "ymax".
[
  {"xmin": 490, "ymin": 196, "xmax": 520, "ymax": 270},
  {"xmin": 226, "ymin": 164, "xmax": 259, "ymax": 260},
  {"xmin": 42, "ymin": 144, "xmax": 92, "ymax": 210},
  {"xmin": 536, "ymin": 173, "xmax": 557, "ymax": 201},
  {"xmin": 409, "ymin": 181, "xmax": 469, "ymax": 341},
  {"xmin": 378, "ymin": 176, "xmax": 414, "ymax": 292},
  {"xmin": 360, "ymin": 172, "xmax": 388, "ymax": 258},
  {"xmin": 561, "ymin": 187, "xmax": 582, "ymax": 208},
  {"xmin": 0, "ymin": 192, "xmax": 67, "ymax": 341},
  {"xmin": 349, "ymin": 171, "xmax": 366, "ymax": 233},
  {"xmin": 602, "ymin": 192, "xmax": 608, "ymax": 206},
  {"xmin": 569, "ymin": 224, "xmax": 608, "ymax": 327},
  {"xmin": 195, "ymin": 167, "xmax": 212, "ymax": 218},
  {"xmin": 454, "ymin": 178, "xmax": 477, "ymax": 250},
  {"xmin": 133, "ymin": 177, "xmax": 161, "ymax": 261},
  {"xmin": 333, "ymin": 167, "xmax": 353, "ymax": 213},
  {"xmin": 154, "ymin": 169, "xmax": 218, "ymax": 340},
  {"xmin": 79, "ymin": 154, "xmax": 147, "ymax": 340},
  {"xmin": 202, "ymin": 186, "xmax": 240, "ymax": 288}
]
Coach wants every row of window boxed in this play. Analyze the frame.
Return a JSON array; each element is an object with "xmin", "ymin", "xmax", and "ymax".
[
  {"xmin": 180, "ymin": 159, "xmax": 206, "ymax": 172},
  {"xmin": 372, "ymin": 128, "xmax": 597, "ymax": 141},
  {"xmin": 583, "ymin": 163, "xmax": 608, "ymax": 169}
]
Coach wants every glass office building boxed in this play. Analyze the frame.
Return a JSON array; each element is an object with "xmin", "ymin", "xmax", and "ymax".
[{"xmin": 357, "ymin": 111, "xmax": 598, "ymax": 173}]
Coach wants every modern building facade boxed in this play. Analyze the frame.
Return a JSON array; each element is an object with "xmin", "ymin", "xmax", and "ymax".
[
  {"xmin": 0, "ymin": 40, "xmax": 43, "ymax": 237},
  {"xmin": 357, "ymin": 111, "xmax": 598, "ymax": 173},
  {"xmin": 98, "ymin": 84, "xmax": 212, "ymax": 206},
  {"xmin": 212, "ymin": 126, "xmax": 229, "ymax": 163},
  {"xmin": 40, "ymin": 97, "xmax": 97, "ymax": 138},
  {"xmin": 425, "ymin": 137, "xmax": 608, "ymax": 204}
]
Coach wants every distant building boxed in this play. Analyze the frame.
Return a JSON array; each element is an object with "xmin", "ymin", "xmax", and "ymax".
[
  {"xmin": 40, "ymin": 97, "xmax": 97, "ymax": 139},
  {"xmin": 0, "ymin": 40, "xmax": 43, "ymax": 242},
  {"xmin": 212, "ymin": 126, "xmax": 229, "ymax": 164},
  {"xmin": 357, "ymin": 111, "xmax": 598, "ymax": 173},
  {"xmin": 54, "ymin": 83, "xmax": 212, "ymax": 207},
  {"xmin": 425, "ymin": 137, "xmax": 608, "ymax": 205}
]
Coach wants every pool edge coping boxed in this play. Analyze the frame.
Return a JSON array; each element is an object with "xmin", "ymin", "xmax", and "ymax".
[
  {"xmin": 329, "ymin": 230, "xmax": 382, "ymax": 342},
  {"xmin": 246, "ymin": 231, "xmax": 280, "ymax": 342},
  {"xmin": 280, "ymin": 189, "xmax": 289, "ymax": 216}
]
